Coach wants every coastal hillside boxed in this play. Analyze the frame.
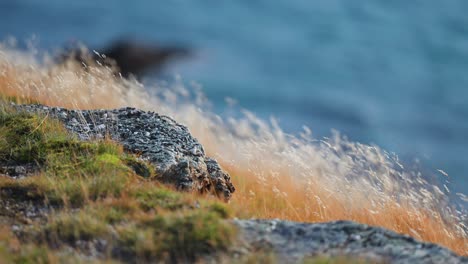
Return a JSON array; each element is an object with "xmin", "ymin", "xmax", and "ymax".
[{"xmin": 0, "ymin": 47, "xmax": 466, "ymax": 262}]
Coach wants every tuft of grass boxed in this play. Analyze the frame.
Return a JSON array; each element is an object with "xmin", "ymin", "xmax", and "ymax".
[
  {"xmin": 143, "ymin": 210, "xmax": 233, "ymax": 254},
  {"xmin": 115, "ymin": 210, "xmax": 235, "ymax": 262},
  {"xmin": 0, "ymin": 109, "xmax": 67, "ymax": 164},
  {"xmin": 0, "ymin": 176, "xmax": 49, "ymax": 201},
  {"xmin": 46, "ymin": 211, "xmax": 111, "ymax": 244},
  {"xmin": 131, "ymin": 184, "xmax": 189, "ymax": 212},
  {"xmin": 88, "ymin": 198, "xmax": 140, "ymax": 224}
]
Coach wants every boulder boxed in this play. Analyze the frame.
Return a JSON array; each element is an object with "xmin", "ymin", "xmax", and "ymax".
[{"xmin": 14, "ymin": 104, "xmax": 235, "ymax": 200}]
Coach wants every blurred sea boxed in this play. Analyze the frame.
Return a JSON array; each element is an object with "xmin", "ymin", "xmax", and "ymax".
[{"xmin": 1, "ymin": 1, "xmax": 467, "ymax": 197}]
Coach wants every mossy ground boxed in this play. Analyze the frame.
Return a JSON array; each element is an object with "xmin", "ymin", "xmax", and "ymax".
[{"xmin": 0, "ymin": 104, "xmax": 235, "ymax": 263}]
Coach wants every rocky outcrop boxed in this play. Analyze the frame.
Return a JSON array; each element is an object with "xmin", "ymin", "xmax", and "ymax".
[
  {"xmin": 234, "ymin": 219, "xmax": 467, "ymax": 264},
  {"xmin": 13, "ymin": 104, "xmax": 235, "ymax": 200}
]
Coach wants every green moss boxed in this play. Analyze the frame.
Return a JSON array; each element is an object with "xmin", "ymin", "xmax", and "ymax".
[
  {"xmin": 45, "ymin": 140, "xmax": 127, "ymax": 177},
  {"xmin": 96, "ymin": 153, "xmax": 121, "ymax": 166}
]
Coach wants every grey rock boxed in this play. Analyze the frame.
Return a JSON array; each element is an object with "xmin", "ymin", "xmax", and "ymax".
[
  {"xmin": 233, "ymin": 219, "xmax": 467, "ymax": 263},
  {"xmin": 13, "ymin": 104, "xmax": 235, "ymax": 200},
  {"xmin": 0, "ymin": 164, "xmax": 37, "ymax": 179}
]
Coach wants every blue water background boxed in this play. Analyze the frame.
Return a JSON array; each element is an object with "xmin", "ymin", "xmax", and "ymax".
[{"xmin": 1, "ymin": 1, "xmax": 467, "ymax": 198}]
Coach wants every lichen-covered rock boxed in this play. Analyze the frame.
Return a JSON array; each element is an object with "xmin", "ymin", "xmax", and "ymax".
[
  {"xmin": 13, "ymin": 104, "xmax": 235, "ymax": 200},
  {"xmin": 234, "ymin": 219, "xmax": 467, "ymax": 264}
]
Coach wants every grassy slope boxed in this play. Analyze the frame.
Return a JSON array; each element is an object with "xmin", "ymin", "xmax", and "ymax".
[{"xmin": 0, "ymin": 102, "xmax": 366, "ymax": 264}]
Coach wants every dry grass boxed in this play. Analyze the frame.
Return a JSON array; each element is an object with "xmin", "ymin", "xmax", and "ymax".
[
  {"xmin": 227, "ymin": 166, "xmax": 467, "ymax": 255},
  {"xmin": 0, "ymin": 44, "xmax": 466, "ymax": 256}
]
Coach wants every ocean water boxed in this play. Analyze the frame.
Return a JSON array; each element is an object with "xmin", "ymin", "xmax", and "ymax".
[{"xmin": 1, "ymin": 1, "xmax": 467, "ymax": 197}]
